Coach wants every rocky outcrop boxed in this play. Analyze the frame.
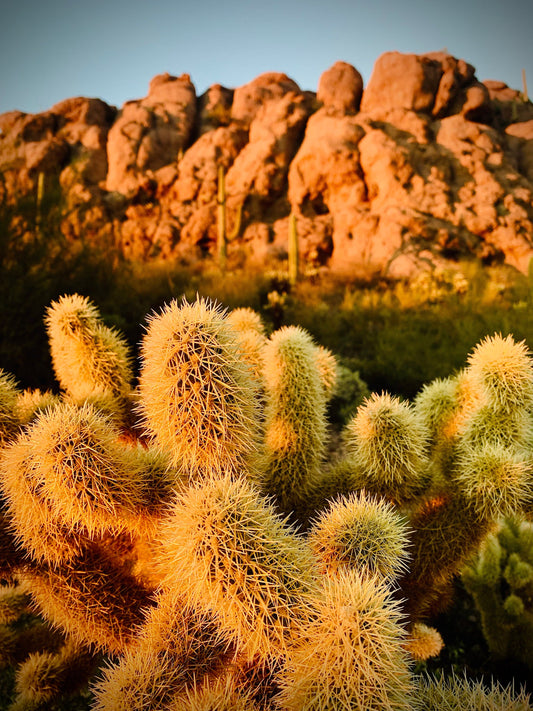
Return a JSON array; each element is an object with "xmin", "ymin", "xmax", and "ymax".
[{"xmin": 1, "ymin": 51, "xmax": 533, "ymax": 278}]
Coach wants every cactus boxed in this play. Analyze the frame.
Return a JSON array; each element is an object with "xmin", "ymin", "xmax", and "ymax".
[
  {"xmin": 288, "ymin": 212, "xmax": 299, "ymax": 286},
  {"xmin": 92, "ymin": 590, "xmax": 235, "ymax": 710},
  {"xmin": 157, "ymin": 474, "xmax": 317, "ymax": 661},
  {"xmin": 343, "ymin": 391, "xmax": 430, "ymax": 505},
  {"xmin": 226, "ymin": 307, "xmax": 268, "ymax": 391},
  {"xmin": 138, "ymin": 297, "xmax": 261, "ymax": 481},
  {"xmin": 275, "ymin": 569, "xmax": 415, "ymax": 711},
  {"xmin": 0, "ymin": 369, "xmax": 21, "ymax": 446},
  {"xmin": 2, "ymin": 293, "xmax": 533, "ymax": 707},
  {"xmin": 217, "ymin": 164, "xmax": 243, "ymax": 270},
  {"xmin": 11, "ymin": 640, "xmax": 97, "ymax": 711},
  {"xmin": 403, "ymin": 622, "xmax": 444, "ymax": 661},
  {"xmin": 45, "ymin": 294, "xmax": 133, "ymax": 417},
  {"xmin": 462, "ymin": 515, "xmax": 533, "ymax": 669},
  {"xmin": 307, "ymin": 490, "xmax": 411, "ymax": 581},
  {"xmin": 398, "ymin": 333, "xmax": 533, "ymax": 620},
  {"xmin": 261, "ymin": 325, "xmax": 328, "ymax": 520},
  {"xmin": 415, "ymin": 672, "xmax": 532, "ymax": 709}
]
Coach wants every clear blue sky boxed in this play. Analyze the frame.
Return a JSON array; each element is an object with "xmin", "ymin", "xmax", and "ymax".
[{"xmin": 0, "ymin": 0, "xmax": 531, "ymax": 115}]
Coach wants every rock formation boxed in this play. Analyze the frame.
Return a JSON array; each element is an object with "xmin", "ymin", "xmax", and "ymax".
[{"xmin": 1, "ymin": 51, "xmax": 532, "ymax": 278}]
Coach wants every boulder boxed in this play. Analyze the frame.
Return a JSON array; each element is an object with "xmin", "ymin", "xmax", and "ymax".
[
  {"xmin": 360, "ymin": 51, "xmax": 443, "ymax": 115},
  {"xmin": 231, "ymin": 72, "xmax": 301, "ymax": 124},
  {"xmin": 317, "ymin": 61, "xmax": 363, "ymax": 113},
  {"xmin": 106, "ymin": 73, "xmax": 196, "ymax": 196}
]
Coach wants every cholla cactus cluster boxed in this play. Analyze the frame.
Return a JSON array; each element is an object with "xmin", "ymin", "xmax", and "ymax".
[
  {"xmin": 0, "ymin": 294, "xmax": 532, "ymax": 709},
  {"xmin": 462, "ymin": 515, "xmax": 533, "ymax": 669}
]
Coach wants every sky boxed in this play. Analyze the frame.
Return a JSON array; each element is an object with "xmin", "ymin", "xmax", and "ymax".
[{"xmin": 0, "ymin": 0, "xmax": 532, "ymax": 116}]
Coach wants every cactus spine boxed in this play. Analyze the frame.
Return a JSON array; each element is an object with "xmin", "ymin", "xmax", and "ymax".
[
  {"xmin": 45, "ymin": 294, "xmax": 133, "ymax": 416},
  {"xmin": 138, "ymin": 297, "xmax": 260, "ymax": 481},
  {"xmin": 157, "ymin": 475, "xmax": 317, "ymax": 661},
  {"xmin": 276, "ymin": 570, "xmax": 415, "ymax": 711},
  {"xmin": 261, "ymin": 325, "xmax": 327, "ymax": 520},
  {"xmin": 3, "ymin": 291, "xmax": 533, "ymax": 707}
]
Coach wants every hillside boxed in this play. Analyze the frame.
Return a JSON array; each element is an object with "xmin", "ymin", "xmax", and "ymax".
[{"xmin": 1, "ymin": 50, "xmax": 533, "ymax": 278}]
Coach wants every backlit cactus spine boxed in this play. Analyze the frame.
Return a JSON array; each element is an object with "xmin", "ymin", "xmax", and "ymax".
[
  {"xmin": 138, "ymin": 298, "xmax": 261, "ymax": 482},
  {"xmin": 343, "ymin": 391, "xmax": 430, "ymax": 506},
  {"xmin": 156, "ymin": 474, "xmax": 318, "ymax": 662},
  {"xmin": 0, "ymin": 369, "xmax": 21, "ymax": 445},
  {"xmin": 261, "ymin": 325, "xmax": 328, "ymax": 521},
  {"xmin": 45, "ymin": 294, "xmax": 134, "ymax": 423},
  {"xmin": 276, "ymin": 570, "xmax": 415, "ymax": 711},
  {"xmin": 401, "ymin": 333, "xmax": 533, "ymax": 620},
  {"xmin": 461, "ymin": 515, "xmax": 533, "ymax": 669}
]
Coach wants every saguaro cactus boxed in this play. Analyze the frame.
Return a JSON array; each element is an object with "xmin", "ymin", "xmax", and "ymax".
[
  {"xmin": 217, "ymin": 164, "xmax": 243, "ymax": 270},
  {"xmin": 288, "ymin": 211, "xmax": 299, "ymax": 286}
]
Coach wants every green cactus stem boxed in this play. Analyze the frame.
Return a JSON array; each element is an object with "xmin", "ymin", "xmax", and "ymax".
[
  {"xmin": 217, "ymin": 164, "xmax": 243, "ymax": 270},
  {"xmin": 462, "ymin": 515, "xmax": 533, "ymax": 669},
  {"xmin": 288, "ymin": 212, "xmax": 299, "ymax": 286}
]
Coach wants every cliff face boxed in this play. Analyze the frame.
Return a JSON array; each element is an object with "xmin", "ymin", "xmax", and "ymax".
[{"xmin": 1, "ymin": 51, "xmax": 533, "ymax": 278}]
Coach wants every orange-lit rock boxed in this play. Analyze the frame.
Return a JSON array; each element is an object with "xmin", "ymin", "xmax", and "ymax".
[{"xmin": 1, "ymin": 51, "xmax": 532, "ymax": 278}]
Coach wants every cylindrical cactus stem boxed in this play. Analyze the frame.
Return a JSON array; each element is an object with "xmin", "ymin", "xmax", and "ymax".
[
  {"xmin": 217, "ymin": 164, "xmax": 228, "ymax": 269},
  {"xmin": 92, "ymin": 589, "xmax": 236, "ymax": 711},
  {"xmin": 157, "ymin": 475, "xmax": 318, "ymax": 662},
  {"xmin": 1, "ymin": 430, "xmax": 85, "ymax": 566},
  {"xmin": 1, "ymin": 403, "xmax": 154, "ymax": 552},
  {"xmin": 261, "ymin": 325, "xmax": 328, "ymax": 519},
  {"xmin": 275, "ymin": 569, "xmax": 415, "ymax": 711},
  {"xmin": 398, "ymin": 442, "xmax": 531, "ymax": 622},
  {"xmin": 403, "ymin": 622, "xmax": 444, "ymax": 662},
  {"xmin": 138, "ymin": 297, "xmax": 261, "ymax": 482},
  {"xmin": 413, "ymin": 375, "xmax": 463, "ymax": 471},
  {"xmin": 14, "ymin": 388, "xmax": 61, "ymax": 427},
  {"xmin": 12, "ymin": 640, "xmax": 98, "ymax": 710},
  {"xmin": 0, "ymin": 584, "xmax": 32, "ymax": 624},
  {"xmin": 466, "ymin": 333, "xmax": 533, "ymax": 413},
  {"xmin": 307, "ymin": 490, "xmax": 411, "ymax": 582},
  {"xmin": 0, "ymin": 620, "xmax": 65, "ymax": 669},
  {"xmin": 462, "ymin": 516, "xmax": 533, "ymax": 667},
  {"xmin": 0, "ymin": 369, "xmax": 21, "ymax": 446},
  {"xmin": 226, "ymin": 307, "xmax": 268, "ymax": 392},
  {"xmin": 288, "ymin": 211, "xmax": 299, "ymax": 286},
  {"xmin": 20, "ymin": 542, "xmax": 154, "ymax": 654},
  {"xmin": 314, "ymin": 344, "xmax": 338, "ymax": 400},
  {"xmin": 343, "ymin": 392, "xmax": 430, "ymax": 506},
  {"xmin": 415, "ymin": 673, "xmax": 532, "ymax": 710},
  {"xmin": 45, "ymin": 293, "xmax": 133, "ymax": 411}
]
